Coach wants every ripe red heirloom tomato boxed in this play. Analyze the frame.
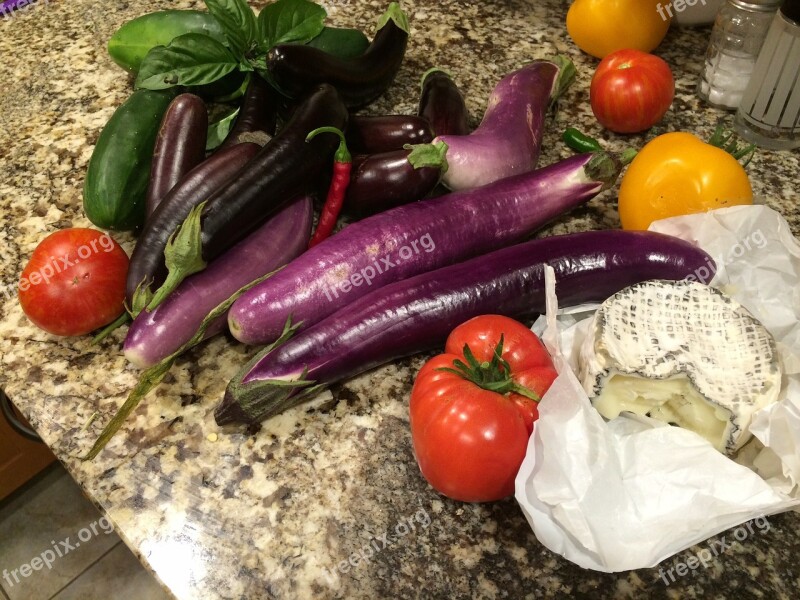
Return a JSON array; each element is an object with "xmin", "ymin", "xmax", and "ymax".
[
  {"xmin": 18, "ymin": 228, "xmax": 129, "ymax": 336},
  {"xmin": 590, "ymin": 49, "xmax": 675, "ymax": 134},
  {"xmin": 409, "ymin": 315, "xmax": 557, "ymax": 503}
]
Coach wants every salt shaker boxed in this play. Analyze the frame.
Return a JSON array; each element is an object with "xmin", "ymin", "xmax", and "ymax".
[
  {"xmin": 735, "ymin": 0, "xmax": 800, "ymax": 149},
  {"xmin": 697, "ymin": 0, "xmax": 783, "ymax": 110}
]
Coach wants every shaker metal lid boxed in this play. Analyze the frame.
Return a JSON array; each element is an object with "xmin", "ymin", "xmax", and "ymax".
[
  {"xmin": 732, "ymin": 0, "xmax": 784, "ymax": 10},
  {"xmin": 782, "ymin": 0, "xmax": 800, "ymax": 24}
]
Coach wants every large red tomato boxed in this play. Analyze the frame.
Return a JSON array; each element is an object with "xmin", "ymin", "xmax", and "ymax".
[
  {"xmin": 409, "ymin": 315, "xmax": 557, "ymax": 503},
  {"xmin": 18, "ymin": 228, "xmax": 129, "ymax": 336},
  {"xmin": 590, "ymin": 49, "xmax": 674, "ymax": 134}
]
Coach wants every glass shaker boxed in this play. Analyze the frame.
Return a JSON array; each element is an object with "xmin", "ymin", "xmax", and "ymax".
[
  {"xmin": 735, "ymin": 0, "xmax": 800, "ymax": 150},
  {"xmin": 697, "ymin": 0, "xmax": 783, "ymax": 110}
]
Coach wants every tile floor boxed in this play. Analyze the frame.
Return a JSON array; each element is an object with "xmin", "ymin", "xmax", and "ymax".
[{"xmin": 0, "ymin": 464, "xmax": 171, "ymax": 600}]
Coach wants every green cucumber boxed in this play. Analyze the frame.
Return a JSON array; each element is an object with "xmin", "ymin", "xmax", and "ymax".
[
  {"xmin": 83, "ymin": 89, "xmax": 177, "ymax": 231},
  {"xmin": 305, "ymin": 27, "xmax": 370, "ymax": 59},
  {"xmin": 108, "ymin": 10, "xmax": 227, "ymax": 74}
]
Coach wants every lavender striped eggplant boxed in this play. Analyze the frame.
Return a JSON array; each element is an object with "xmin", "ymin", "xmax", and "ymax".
[
  {"xmin": 408, "ymin": 58, "xmax": 576, "ymax": 191},
  {"xmin": 228, "ymin": 151, "xmax": 620, "ymax": 345},
  {"xmin": 215, "ymin": 230, "xmax": 715, "ymax": 426},
  {"xmin": 124, "ymin": 195, "xmax": 313, "ymax": 368}
]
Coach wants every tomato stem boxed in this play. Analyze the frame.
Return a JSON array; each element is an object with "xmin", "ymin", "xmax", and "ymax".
[
  {"xmin": 708, "ymin": 123, "xmax": 756, "ymax": 166},
  {"xmin": 436, "ymin": 336, "xmax": 541, "ymax": 401}
]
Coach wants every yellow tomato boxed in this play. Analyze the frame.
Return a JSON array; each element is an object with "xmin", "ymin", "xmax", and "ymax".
[
  {"xmin": 618, "ymin": 132, "xmax": 753, "ymax": 231},
  {"xmin": 567, "ymin": 0, "xmax": 672, "ymax": 59}
]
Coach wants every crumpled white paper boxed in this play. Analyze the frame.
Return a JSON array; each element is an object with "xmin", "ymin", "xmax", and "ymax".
[{"xmin": 515, "ymin": 205, "xmax": 800, "ymax": 572}]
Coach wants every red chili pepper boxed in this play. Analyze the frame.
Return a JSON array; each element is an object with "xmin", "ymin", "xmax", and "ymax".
[{"xmin": 306, "ymin": 126, "xmax": 352, "ymax": 248}]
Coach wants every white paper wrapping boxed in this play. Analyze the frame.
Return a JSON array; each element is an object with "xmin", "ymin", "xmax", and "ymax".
[{"xmin": 515, "ymin": 205, "xmax": 800, "ymax": 572}]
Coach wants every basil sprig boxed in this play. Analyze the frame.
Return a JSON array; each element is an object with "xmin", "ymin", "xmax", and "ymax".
[{"xmin": 135, "ymin": 0, "xmax": 326, "ymax": 91}]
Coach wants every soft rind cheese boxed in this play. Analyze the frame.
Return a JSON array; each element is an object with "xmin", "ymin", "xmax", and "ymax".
[{"xmin": 579, "ymin": 280, "xmax": 782, "ymax": 455}]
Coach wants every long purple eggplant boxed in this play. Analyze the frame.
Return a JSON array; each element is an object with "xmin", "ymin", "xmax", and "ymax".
[
  {"xmin": 145, "ymin": 94, "xmax": 208, "ymax": 219},
  {"xmin": 409, "ymin": 58, "xmax": 576, "ymax": 191},
  {"xmin": 216, "ymin": 230, "xmax": 715, "ymax": 425},
  {"xmin": 266, "ymin": 4, "xmax": 409, "ymax": 108},
  {"xmin": 124, "ymin": 195, "xmax": 313, "ymax": 368},
  {"xmin": 219, "ymin": 74, "xmax": 278, "ymax": 149},
  {"xmin": 228, "ymin": 151, "xmax": 620, "ymax": 345},
  {"xmin": 126, "ymin": 143, "xmax": 260, "ymax": 303}
]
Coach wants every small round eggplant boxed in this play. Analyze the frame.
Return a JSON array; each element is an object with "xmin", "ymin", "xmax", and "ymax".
[
  {"xmin": 343, "ymin": 150, "xmax": 440, "ymax": 216},
  {"xmin": 346, "ymin": 115, "xmax": 433, "ymax": 154},
  {"xmin": 145, "ymin": 93, "xmax": 208, "ymax": 219}
]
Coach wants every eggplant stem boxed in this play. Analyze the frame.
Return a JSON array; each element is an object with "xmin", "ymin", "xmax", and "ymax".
[
  {"xmin": 80, "ymin": 267, "xmax": 285, "ymax": 460},
  {"xmin": 708, "ymin": 123, "xmax": 756, "ymax": 167},
  {"xmin": 146, "ymin": 202, "xmax": 208, "ymax": 312},
  {"xmin": 215, "ymin": 317, "xmax": 324, "ymax": 425},
  {"xmin": 405, "ymin": 140, "xmax": 449, "ymax": 173},
  {"xmin": 91, "ymin": 312, "xmax": 132, "ymax": 344}
]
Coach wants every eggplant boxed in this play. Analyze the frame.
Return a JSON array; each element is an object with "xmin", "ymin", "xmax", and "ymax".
[
  {"xmin": 126, "ymin": 143, "xmax": 260, "ymax": 304},
  {"xmin": 199, "ymin": 83, "xmax": 347, "ymax": 262},
  {"xmin": 343, "ymin": 150, "xmax": 439, "ymax": 216},
  {"xmin": 266, "ymin": 3, "xmax": 409, "ymax": 108},
  {"xmin": 216, "ymin": 230, "xmax": 715, "ymax": 425},
  {"xmin": 346, "ymin": 115, "xmax": 433, "ymax": 154},
  {"xmin": 145, "ymin": 94, "xmax": 208, "ymax": 219},
  {"xmin": 418, "ymin": 69, "xmax": 470, "ymax": 137},
  {"xmin": 409, "ymin": 58, "xmax": 576, "ymax": 191},
  {"xmin": 228, "ymin": 151, "xmax": 621, "ymax": 345},
  {"xmin": 124, "ymin": 194, "xmax": 313, "ymax": 368},
  {"xmin": 219, "ymin": 74, "xmax": 278, "ymax": 149}
]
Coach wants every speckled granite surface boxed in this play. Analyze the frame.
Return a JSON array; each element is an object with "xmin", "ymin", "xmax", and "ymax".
[{"xmin": 1, "ymin": 1, "xmax": 800, "ymax": 599}]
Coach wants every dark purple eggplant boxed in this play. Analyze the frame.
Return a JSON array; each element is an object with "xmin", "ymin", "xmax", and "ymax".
[
  {"xmin": 126, "ymin": 143, "xmax": 260, "ymax": 303},
  {"xmin": 219, "ymin": 74, "xmax": 278, "ymax": 149},
  {"xmin": 216, "ymin": 230, "xmax": 715, "ymax": 425},
  {"xmin": 146, "ymin": 94, "xmax": 208, "ymax": 219},
  {"xmin": 346, "ymin": 115, "xmax": 433, "ymax": 154},
  {"xmin": 199, "ymin": 83, "xmax": 347, "ymax": 261},
  {"xmin": 418, "ymin": 69, "xmax": 469, "ymax": 137},
  {"xmin": 124, "ymin": 194, "xmax": 314, "ymax": 368},
  {"xmin": 228, "ymin": 151, "xmax": 621, "ymax": 346},
  {"xmin": 343, "ymin": 150, "xmax": 439, "ymax": 216},
  {"xmin": 266, "ymin": 3, "xmax": 409, "ymax": 108}
]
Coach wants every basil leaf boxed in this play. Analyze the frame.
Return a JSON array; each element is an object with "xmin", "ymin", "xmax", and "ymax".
[
  {"xmin": 204, "ymin": 0, "xmax": 258, "ymax": 57},
  {"xmin": 136, "ymin": 33, "xmax": 241, "ymax": 90},
  {"xmin": 258, "ymin": 0, "xmax": 326, "ymax": 51},
  {"xmin": 206, "ymin": 106, "xmax": 240, "ymax": 151}
]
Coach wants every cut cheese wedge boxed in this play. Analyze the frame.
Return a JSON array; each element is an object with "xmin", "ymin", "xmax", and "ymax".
[{"xmin": 579, "ymin": 280, "xmax": 782, "ymax": 455}]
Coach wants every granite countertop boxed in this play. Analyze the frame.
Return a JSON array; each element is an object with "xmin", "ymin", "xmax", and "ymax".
[{"xmin": 2, "ymin": 1, "xmax": 800, "ymax": 598}]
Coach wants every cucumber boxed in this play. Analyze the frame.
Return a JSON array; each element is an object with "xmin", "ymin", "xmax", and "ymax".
[
  {"xmin": 305, "ymin": 27, "xmax": 370, "ymax": 59},
  {"xmin": 83, "ymin": 89, "xmax": 177, "ymax": 231},
  {"xmin": 108, "ymin": 10, "xmax": 226, "ymax": 74}
]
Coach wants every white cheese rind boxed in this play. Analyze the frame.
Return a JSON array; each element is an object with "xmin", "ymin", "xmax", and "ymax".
[{"xmin": 579, "ymin": 280, "xmax": 782, "ymax": 454}]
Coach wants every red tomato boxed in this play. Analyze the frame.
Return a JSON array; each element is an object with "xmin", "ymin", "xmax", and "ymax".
[
  {"xmin": 18, "ymin": 228, "xmax": 129, "ymax": 336},
  {"xmin": 590, "ymin": 49, "xmax": 674, "ymax": 134},
  {"xmin": 409, "ymin": 315, "xmax": 557, "ymax": 502}
]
